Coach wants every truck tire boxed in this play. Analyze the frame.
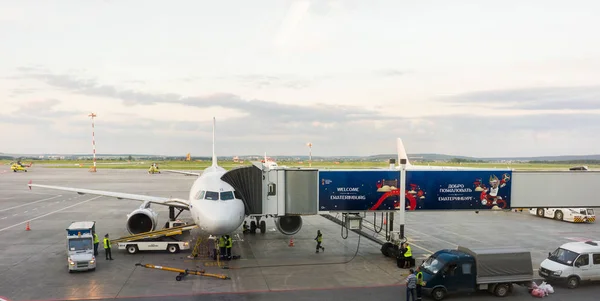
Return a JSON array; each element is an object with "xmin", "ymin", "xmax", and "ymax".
[
  {"xmin": 554, "ymin": 210, "xmax": 564, "ymax": 221},
  {"xmin": 168, "ymin": 244, "xmax": 180, "ymax": 253},
  {"xmin": 567, "ymin": 276, "xmax": 580, "ymax": 289},
  {"xmin": 127, "ymin": 245, "xmax": 138, "ymax": 254},
  {"xmin": 381, "ymin": 242, "xmax": 393, "ymax": 257},
  {"xmin": 431, "ymin": 287, "xmax": 446, "ymax": 301},
  {"xmin": 537, "ymin": 208, "xmax": 544, "ymax": 217},
  {"xmin": 494, "ymin": 283, "xmax": 511, "ymax": 297},
  {"xmin": 260, "ymin": 220, "xmax": 266, "ymax": 233}
]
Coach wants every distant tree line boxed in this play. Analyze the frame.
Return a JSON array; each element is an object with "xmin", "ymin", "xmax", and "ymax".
[
  {"xmin": 450, "ymin": 158, "xmax": 487, "ymax": 163},
  {"xmin": 528, "ymin": 160, "xmax": 600, "ymax": 164}
]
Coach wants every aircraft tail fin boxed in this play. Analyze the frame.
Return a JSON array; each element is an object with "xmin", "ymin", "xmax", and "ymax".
[
  {"xmin": 211, "ymin": 117, "xmax": 217, "ymax": 167},
  {"xmin": 397, "ymin": 138, "xmax": 411, "ymax": 166}
]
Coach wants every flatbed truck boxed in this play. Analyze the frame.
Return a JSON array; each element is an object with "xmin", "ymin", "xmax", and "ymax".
[
  {"xmin": 114, "ymin": 220, "xmax": 196, "ymax": 254},
  {"xmin": 421, "ymin": 246, "xmax": 534, "ymax": 300}
]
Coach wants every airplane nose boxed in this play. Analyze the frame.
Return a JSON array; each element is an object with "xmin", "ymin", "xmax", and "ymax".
[{"xmin": 198, "ymin": 200, "xmax": 245, "ymax": 235}]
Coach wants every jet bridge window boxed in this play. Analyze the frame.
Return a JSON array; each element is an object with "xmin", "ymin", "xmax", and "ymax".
[
  {"xmin": 205, "ymin": 191, "xmax": 219, "ymax": 201},
  {"xmin": 220, "ymin": 191, "xmax": 234, "ymax": 200}
]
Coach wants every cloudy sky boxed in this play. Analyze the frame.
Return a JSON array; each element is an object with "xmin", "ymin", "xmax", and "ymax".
[{"xmin": 1, "ymin": 0, "xmax": 600, "ymax": 157}]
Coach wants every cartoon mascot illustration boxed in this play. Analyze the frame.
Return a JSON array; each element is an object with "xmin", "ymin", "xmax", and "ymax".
[{"xmin": 480, "ymin": 173, "xmax": 510, "ymax": 208}]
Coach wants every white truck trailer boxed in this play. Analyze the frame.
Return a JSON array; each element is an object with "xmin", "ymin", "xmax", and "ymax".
[{"xmin": 66, "ymin": 221, "xmax": 97, "ymax": 272}]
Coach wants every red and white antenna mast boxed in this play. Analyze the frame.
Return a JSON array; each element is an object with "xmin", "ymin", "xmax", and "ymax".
[{"xmin": 88, "ymin": 112, "xmax": 97, "ymax": 172}]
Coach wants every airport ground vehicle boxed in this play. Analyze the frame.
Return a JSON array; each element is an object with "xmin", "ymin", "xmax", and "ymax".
[
  {"xmin": 66, "ymin": 221, "xmax": 97, "ymax": 272},
  {"xmin": 420, "ymin": 246, "xmax": 534, "ymax": 300},
  {"xmin": 10, "ymin": 162, "xmax": 28, "ymax": 172},
  {"xmin": 148, "ymin": 164, "xmax": 160, "ymax": 174},
  {"xmin": 529, "ymin": 208, "xmax": 595, "ymax": 223},
  {"xmin": 114, "ymin": 220, "xmax": 195, "ymax": 254},
  {"xmin": 539, "ymin": 240, "xmax": 600, "ymax": 289}
]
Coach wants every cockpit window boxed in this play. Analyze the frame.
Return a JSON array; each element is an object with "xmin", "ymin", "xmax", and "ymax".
[
  {"xmin": 195, "ymin": 191, "xmax": 205, "ymax": 200},
  {"xmin": 205, "ymin": 191, "xmax": 219, "ymax": 200},
  {"xmin": 220, "ymin": 191, "xmax": 234, "ymax": 200}
]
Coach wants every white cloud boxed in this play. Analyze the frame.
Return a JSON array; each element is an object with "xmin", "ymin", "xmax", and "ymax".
[{"xmin": 1, "ymin": 0, "xmax": 600, "ymax": 157}]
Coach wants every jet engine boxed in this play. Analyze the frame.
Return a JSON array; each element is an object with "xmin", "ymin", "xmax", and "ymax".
[
  {"xmin": 274, "ymin": 215, "xmax": 303, "ymax": 235},
  {"xmin": 126, "ymin": 203, "xmax": 158, "ymax": 234}
]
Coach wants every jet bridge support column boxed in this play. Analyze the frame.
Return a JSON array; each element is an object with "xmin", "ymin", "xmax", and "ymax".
[{"xmin": 398, "ymin": 158, "xmax": 407, "ymax": 240}]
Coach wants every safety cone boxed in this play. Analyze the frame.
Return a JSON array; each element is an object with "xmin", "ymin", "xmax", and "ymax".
[
  {"xmin": 289, "ymin": 237, "xmax": 294, "ymax": 247},
  {"xmin": 26, "ymin": 221, "xmax": 31, "ymax": 231}
]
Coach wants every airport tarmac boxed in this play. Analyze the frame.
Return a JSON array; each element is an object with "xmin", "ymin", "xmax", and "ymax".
[{"xmin": 1, "ymin": 166, "xmax": 600, "ymax": 301}]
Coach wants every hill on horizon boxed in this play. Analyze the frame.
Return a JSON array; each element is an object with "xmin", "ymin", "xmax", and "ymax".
[{"xmin": 2, "ymin": 151, "xmax": 600, "ymax": 162}]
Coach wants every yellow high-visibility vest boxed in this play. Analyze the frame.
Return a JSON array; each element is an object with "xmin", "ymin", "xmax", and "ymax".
[
  {"xmin": 93, "ymin": 233, "xmax": 99, "ymax": 244},
  {"xmin": 103, "ymin": 237, "xmax": 110, "ymax": 249},
  {"xmin": 404, "ymin": 245, "xmax": 412, "ymax": 257}
]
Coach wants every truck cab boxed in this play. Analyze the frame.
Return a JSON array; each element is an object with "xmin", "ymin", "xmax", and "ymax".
[
  {"xmin": 66, "ymin": 221, "xmax": 96, "ymax": 272},
  {"xmin": 539, "ymin": 240, "xmax": 600, "ymax": 288},
  {"xmin": 421, "ymin": 249, "xmax": 477, "ymax": 299}
]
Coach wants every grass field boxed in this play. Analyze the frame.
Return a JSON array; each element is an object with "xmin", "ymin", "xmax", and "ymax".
[{"xmin": 2, "ymin": 159, "xmax": 598, "ymax": 171}]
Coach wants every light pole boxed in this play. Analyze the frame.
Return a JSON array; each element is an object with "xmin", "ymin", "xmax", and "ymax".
[
  {"xmin": 89, "ymin": 112, "xmax": 97, "ymax": 172},
  {"xmin": 306, "ymin": 142, "xmax": 312, "ymax": 167}
]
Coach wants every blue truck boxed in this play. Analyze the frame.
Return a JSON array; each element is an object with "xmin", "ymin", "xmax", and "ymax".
[{"xmin": 420, "ymin": 246, "xmax": 534, "ymax": 300}]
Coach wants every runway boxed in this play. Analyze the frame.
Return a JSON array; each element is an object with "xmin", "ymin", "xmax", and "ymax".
[{"xmin": 1, "ymin": 166, "xmax": 599, "ymax": 300}]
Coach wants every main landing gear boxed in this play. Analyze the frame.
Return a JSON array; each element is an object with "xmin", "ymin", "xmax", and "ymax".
[{"xmin": 250, "ymin": 216, "xmax": 266, "ymax": 234}]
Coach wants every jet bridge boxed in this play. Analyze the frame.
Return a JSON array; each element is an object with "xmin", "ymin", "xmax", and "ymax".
[
  {"xmin": 221, "ymin": 160, "xmax": 600, "ymax": 239},
  {"xmin": 221, "ymin": 162, "xmax": 319, "ymax": 235}
]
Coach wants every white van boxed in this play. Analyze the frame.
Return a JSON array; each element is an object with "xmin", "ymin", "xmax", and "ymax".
[{"xmin": 539, "ymin": 241, "xmax": 600, "ymax": 288}]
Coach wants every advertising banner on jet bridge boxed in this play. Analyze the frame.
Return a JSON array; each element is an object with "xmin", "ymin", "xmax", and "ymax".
[
  {"xmin": 405, "ymin": 170, "xmax": 513, "ymax": 211},
  {"xmin": 318, "ymin": 170, "xmax": 401, "ymax": 212}
]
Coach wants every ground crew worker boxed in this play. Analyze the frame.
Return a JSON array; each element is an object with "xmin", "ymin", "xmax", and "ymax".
[
  {"xmin": 403, "ymin": 242, "xmax": 413, "ymax": 268},
  {"xmin": 405, "ymin": 268, "xmax": 417, "ymax": 301},
  {"xmin": 242, "ymin": 221, "xmax": 250, "ymax": 234},
  {"xmin": 218, "ymin": 235, "xmax": 226, "ymax": 259},
  {"xmin": 225, "ymin": 235, "xmax": 232, "ymax": 260},
  {"xmin": 103, "ymin": 234, "xmax": 113, "ymax": 260},
  {"xmin": 315, "ymin": 230, "xmax": 325, "ymax": 253},
  {"xmin": 93, "ymin": 232, "xmax": 99, "ymax": 256},
  {"xmin": 416, "ymin": 266, "xmax": 424, "ymax": 300}
]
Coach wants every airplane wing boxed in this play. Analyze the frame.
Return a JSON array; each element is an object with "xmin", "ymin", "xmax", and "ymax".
[
  {"xmin": 163, "ymin": 170, "xmax": 201, "ymax": 176},
  {"xmin": 28, "ymin": 181, "xmax": 189, "ymax": 209}
]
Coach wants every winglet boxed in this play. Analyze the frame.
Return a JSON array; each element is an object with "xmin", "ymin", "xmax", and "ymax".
[
  {"xmin": 28, "ymin": 180, "xmax": 32, "ymax": 190},
  {"xmin": 211, "ymin": 117, "xmax": 217, "ymax": 167}
]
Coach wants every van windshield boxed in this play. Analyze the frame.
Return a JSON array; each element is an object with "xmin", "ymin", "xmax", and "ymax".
[
  {"xmin": 421, "ymin": 255, "xmax": 446, "ymax": 274},
  {"xmin": 549, "ymin": 247, "xmax": 579, "ymax": 266},
  {"xmin": 69, "ymin": 238, "xmax": 92, "ymax": 251},
  {"xmin": 588, "ymin": 209, "xmax": 594, "ymax": 215}
]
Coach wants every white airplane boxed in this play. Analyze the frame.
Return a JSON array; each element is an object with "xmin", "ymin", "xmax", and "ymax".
[{"xmin": 28, "ymin": 118, "xmax": 246, "ymax": 236}]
